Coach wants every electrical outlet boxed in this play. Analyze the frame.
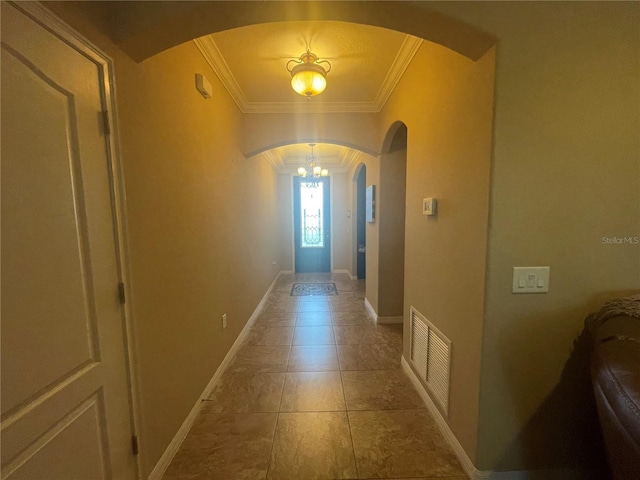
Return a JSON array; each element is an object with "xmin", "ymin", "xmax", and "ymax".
[{"xmin": 222, "ymin": 313, "xmax": 227, "ymax": 329}]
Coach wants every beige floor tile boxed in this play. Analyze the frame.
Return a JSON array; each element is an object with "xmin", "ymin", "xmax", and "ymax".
[
  {"xmin": 202, "ymin": 372, "xmax": 285, "ymax": 413},
  {"xmin": 297, "ymin": 300, "xmax": 331, "ymax": 312},
  {"xmin": 261, "ymin": 302, "xmax": 298, "ymax": 315},
  {"xmin": 337, "ymin": 343, "xmax": 402, "ymax": 370},
  {"xmin": 165, "ymin": 274, "xmax": 469, "ymax": 480},
  {"xmin": 265, "ymin": 296, "xmax": 298, "ymax": 307},
  {"xmin": 266, "ymin": 291, "xmax": 298, "ymax": 301},
  {"xmin": 267, "ymin": 412, "xmax": 357, "ymax": 479},
  {"xmin": 163, "ymin": 412, "xmax": 277, "ymax": 480},
  {"xmin": 331, "ymin": 303, "xmax": 368, "ymax": 314},
  {"xmin": 298, "ymin": 294, "xmax": 334, "ymax": 302},
  {"xmin": 334, "ymin": 323, "xmax": 403, "ymax": 344},
  {"xmin": 280, "ymin": 372, "xmax": 345, "ymax": 412},
  {"xmin": 287, "ymin": 345, "xmax": 340, "ymax": 371},
  {"xmin": 228, "ymin": 345, "xmax": 290, "ymax": 373},
  {"xmin": 363, "ymin": 323, "xmax": 403, "ymax": 344},
  {"xmin": 333, "ymin": 325, "xmax": 368, "ymax": 344},
  {"xmin": 296, "ymin": 311, "xmax": 332, "ymax": 326},
  {"xmin": 342, "ymin": 370, "xmax": 425, "ymax": 410},
  {"xmin": 244, "ymin": 326, "xmax": 294, "ymax": 346},
  {"xmin": 349, "ymin": 409, "xmax": 465, "ymax": 479},
  {"xmin": 292, "ymin": 325, "xmax": 335, "ymax": 345},
  {"xmin": 332, "ymin": 311, "xmax": 374, "ymax": 326},
  {"xmin": 254, "ymin": 312, "xmax": 297, "ymax": 327}
]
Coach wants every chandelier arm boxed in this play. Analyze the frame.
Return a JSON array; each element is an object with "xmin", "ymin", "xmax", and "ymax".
[
  {"xmin": 317, "ymin": 59, "xmax": 332, "ymax": 74},
  {"xmin": 286, "ymin": 58, "xmax": 302, "ymax": 73}
]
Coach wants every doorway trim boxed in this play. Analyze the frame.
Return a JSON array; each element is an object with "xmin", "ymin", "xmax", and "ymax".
[{"xmin": 19, "ymin": 2, "xmax": 142, "ymax": 477}]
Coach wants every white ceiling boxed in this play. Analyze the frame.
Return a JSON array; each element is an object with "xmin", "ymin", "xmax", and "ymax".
[{"xmin": 194, "ymin": 21, "xmax": 421, "ymax": 170}]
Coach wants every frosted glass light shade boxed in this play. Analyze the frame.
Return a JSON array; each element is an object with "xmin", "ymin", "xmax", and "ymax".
[{"xmin": 290, "ymin": 64, "xmax": 327, "ymax": 97}]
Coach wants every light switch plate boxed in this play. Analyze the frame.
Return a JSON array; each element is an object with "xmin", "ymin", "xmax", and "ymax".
[{"xmin": 512, "ymin": 266, "xmax": 550, "ymax": 294}]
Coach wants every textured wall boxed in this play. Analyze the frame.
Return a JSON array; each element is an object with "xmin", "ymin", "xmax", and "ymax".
[
  {"xmin": 426, "ymin": 1, "xmax": 640, "ymax": 472},
  {"xmin": 378, "ymin": 147, "xmax": 407, "ymax": 318},
  {"xmin": 44, "ymin": 4, "xmax": 281, "ymax": 475},
  {"xmin": 380, "ymin": 41, "xmax": 496, "ymax": 463}
]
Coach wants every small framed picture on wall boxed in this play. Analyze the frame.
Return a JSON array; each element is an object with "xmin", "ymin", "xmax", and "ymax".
[{"xmin": 366, "ymin": 185, "xmax": 375, "ymax": 223}]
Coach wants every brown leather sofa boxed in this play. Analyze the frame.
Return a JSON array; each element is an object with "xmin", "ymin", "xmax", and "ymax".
[{"xmin": 590, "ymin": 313, "xmax": 640, "ymax": 480}]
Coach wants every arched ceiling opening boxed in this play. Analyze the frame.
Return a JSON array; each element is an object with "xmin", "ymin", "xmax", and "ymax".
[
  {"xmin": 260, "ymin": 142, "xmax": 364, "ymax": 175},
  {"xmin": 91, "ymin": 1, "xmax": 496, "ymax": 169},
  {"xmin": 101, "ymin": 1, "xmax": 495, "ymax": 63}
]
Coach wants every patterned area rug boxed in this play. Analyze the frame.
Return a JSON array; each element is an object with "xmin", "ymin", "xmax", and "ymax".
[{"xmin": 290, "ymin": 283, "xmax": 338, "ymax": 296}]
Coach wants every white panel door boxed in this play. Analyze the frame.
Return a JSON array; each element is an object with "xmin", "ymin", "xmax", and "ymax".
[{"xmin": 1, "ymin": 3, "xmax": 137, "ymax": 479}]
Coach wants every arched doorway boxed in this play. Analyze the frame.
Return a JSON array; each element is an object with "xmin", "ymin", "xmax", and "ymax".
[{"xmin": 377, "ymin": 123, "xmax": 407, "ymax": 323}]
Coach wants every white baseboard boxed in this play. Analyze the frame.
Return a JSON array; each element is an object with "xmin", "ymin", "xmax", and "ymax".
[
  {"xmin": 364, "ymin": 297, "xmax": 377, "ymax": 321},
  {"xmin": 330, "ymin": 269, "xmax": 358, "ymax": 281},
  {"xmin": 279, "ymin": 269, "xmax": 294, "ymax": 275},
  {"xmin": 401, "ymin": 356, "xmax": 477, "ymax": 479},
  {"xmin": 364, "ymin": 299, "xmax": 401, "ymax": 324},
  {"xmin": 148, "ymin": 272, "xmax": 282, "ymax": 480},
  {"xmin": 377, "ymin": 315, "xmax": 403, "ymax": 324},
  {"xmin": 401, "ymin": 357, "xmax": 576, "ymax": 480}
]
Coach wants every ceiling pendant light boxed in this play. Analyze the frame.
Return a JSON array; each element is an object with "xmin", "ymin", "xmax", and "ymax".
[
  {"xmin": 286, "ymin": 50, "xmax": 332, "ymax": 98},
  {"xmin": 297, "ymin": 144, "xmax": 329, "ymax": 184}
]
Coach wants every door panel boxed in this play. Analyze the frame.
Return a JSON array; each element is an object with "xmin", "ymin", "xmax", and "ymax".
[
  {"xmin": 7, "ymin": 395, "xmax": 109, "ymax": 480},
  {"xmin": 293, "ymin": 177, "xmax": 331, "ymax": 273},
  {"xmin": 1, "ymin": 4, "xmax": 135, "ymax": 479}
]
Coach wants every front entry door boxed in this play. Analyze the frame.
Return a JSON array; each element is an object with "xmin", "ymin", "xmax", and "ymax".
[
  {"xmin": 294, "ymin": 176, "xmax": 331, "ymax": 272},
  {"xmin": 1, "ymin": 4, "xmax": 136, "ymax": 479}
]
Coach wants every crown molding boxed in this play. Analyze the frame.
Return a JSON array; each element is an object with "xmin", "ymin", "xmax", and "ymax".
[
  {"xmin": 374, "ymin": 36, "xmax": 423, "ymax": 110},
  {"xmin": 193, "ymin": 36, "xmax": 248, "ymax": 112},
  {"xmin": 261, "ymin": 149, "xmax": 285, "ymax": 171},
  {"xmin": 194, "ymin": 33, "xmax": 421, "ymax": 114}
]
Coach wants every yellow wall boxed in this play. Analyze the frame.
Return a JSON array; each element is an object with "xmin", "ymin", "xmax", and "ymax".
[
  {"xmin": 380, "ymin": 40, "xmax": 496, "ymax": 462},
  {"xmin": 45, "ymin": 4, "xmax": 281, "ymax": 476},
  {"xmin": 378, "ymin": 147, "xmax": 407, "ymax": 318},
  {"xmin": 363, "ymin": 157, "xmax": 382, "ymax": 313},
  {"xmin": 331, "ymin": 172, "xmax": 352, "ymax": 272},
  {"xmin": 426, "ymin": 1, "xmax": 640, "ymax": 471},
  {"xmin": 276, "ymin": 174, "xmax": 294, "ymax": 271},
  {"xmin": 242, "ymin": 112, "xmax": 380, "ymax": 158},
  {"xmin": 45, "ymin": 1, "xmax": 640, "ymax": 476}
]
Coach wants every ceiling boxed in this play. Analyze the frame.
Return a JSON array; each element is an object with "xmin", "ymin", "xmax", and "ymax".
[
  {"xmin": 194, "ymin": 21, "xmax": 422, "ymax": 172},
  {"xmin": 262, "ymin": 143, "xmax": 363, "ymax": 175}
]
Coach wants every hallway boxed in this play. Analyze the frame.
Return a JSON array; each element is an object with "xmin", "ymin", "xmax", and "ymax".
[{"xmin": 162, "ymin": 273, "xmax": 467, "ymax": 480}]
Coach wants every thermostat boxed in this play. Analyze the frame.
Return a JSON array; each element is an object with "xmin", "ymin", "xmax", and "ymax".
[{"xmin": 423, "ymin": 198, "xmax": 437, "ymax": 216}]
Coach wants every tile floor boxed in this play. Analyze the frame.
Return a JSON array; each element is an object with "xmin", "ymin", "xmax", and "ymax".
[{"xmin": 163, "ymin": 273, "xmax": 467, "ymax": 480}]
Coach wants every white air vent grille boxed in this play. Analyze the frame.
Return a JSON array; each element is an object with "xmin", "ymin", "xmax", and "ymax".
[{"xmin": 409, "ymin": 307, "xmax": 452, "ymax": 415}]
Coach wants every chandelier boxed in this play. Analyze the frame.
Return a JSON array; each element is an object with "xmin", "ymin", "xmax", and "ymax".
[
  {"xmin": 286, "ymin": 50, "xmax": 332, "ymax": 98},
  {"xmin": 297, "ymin": 144, "xmax": 328, "ymax": 183}
]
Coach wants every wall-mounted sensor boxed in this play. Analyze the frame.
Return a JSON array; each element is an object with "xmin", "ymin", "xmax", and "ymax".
[
  {"xmin": 423, "ymin": 198, "xmax": 437, "ymax": 216},
  {"xmin": 195, "ymin": 73, "xmax": 212, "ymax": 99}
]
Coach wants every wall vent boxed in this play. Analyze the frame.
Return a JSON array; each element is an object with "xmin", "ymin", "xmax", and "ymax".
[{"xmin": 409, "ymin": 306, "xmax": 452, "ymax": 416}]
